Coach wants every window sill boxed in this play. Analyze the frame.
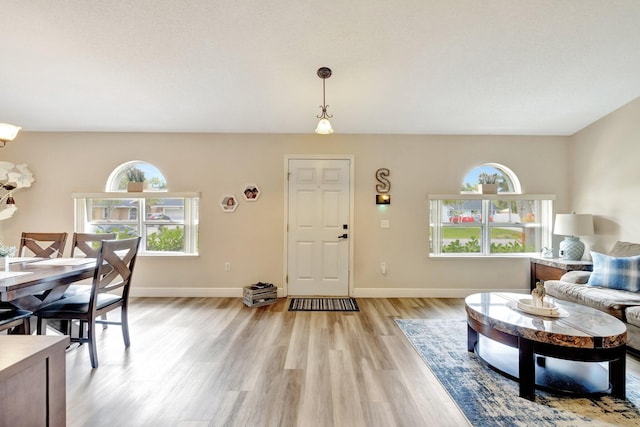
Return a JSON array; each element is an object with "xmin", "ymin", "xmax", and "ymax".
[
  {"xmin": 429, "ymin": 253, "xmax": 538, "ymax": 259},
  {"xmin": 428, "ymin": 193, "xmax": 555, "ymax": 201},
  {"xmin": 72, "ymin": 191, "xmax": 200, "ymax": 199},
  {"xmin": 140, "ymin": 252, "xmax": 199, "ymax": 258}
]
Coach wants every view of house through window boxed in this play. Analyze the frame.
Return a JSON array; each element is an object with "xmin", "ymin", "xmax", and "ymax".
[{"xmin": 74, "ymin": 161, "xmax": 199, "ymax": 256}]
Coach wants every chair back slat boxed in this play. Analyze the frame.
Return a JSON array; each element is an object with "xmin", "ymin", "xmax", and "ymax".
[
  {"xmin": 19, "ymin": 232, "xmax": 68, "ymax": 258},
  {"xmin": 71, "ymin": 233, "xmax": 117, "ymax": 258}
]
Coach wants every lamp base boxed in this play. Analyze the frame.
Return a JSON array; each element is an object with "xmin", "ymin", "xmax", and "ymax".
[{"xmin": 559, "ymin": 236, "xmax": 585, "ymax": 261}]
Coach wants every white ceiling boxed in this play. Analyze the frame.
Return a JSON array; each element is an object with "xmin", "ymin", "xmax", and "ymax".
[{"xmin": 2, "ymin": 0, "xmax": 640, "ymax": 136}]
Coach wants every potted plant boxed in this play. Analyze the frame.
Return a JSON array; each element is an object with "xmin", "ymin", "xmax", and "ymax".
[
  {"xmin": 0, "ymin": 241, "xmax": 16, "ymax": 270},
  {"xmin": 478, "ymin": 172, "xmax": 498, "ymax": 194},
  {"xmin": 126, "ymin": 167, "xmax": 145, "ymax": 192}
]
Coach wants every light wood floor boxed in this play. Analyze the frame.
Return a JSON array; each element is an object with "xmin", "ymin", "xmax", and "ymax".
[{"xmin": 64, "ymin": 297, "xmax": 640, "ymax": 427}]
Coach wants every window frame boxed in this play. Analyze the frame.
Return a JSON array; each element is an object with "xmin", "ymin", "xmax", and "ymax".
[
  {"xmin": 73, "ymin": 192, "xmax": 200, "ymax": 256},
  {"xmin": 429, "ymin": 194, "xmax": 555, "ymax": 258}
]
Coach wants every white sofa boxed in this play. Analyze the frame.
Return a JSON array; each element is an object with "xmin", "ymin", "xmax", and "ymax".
[{"xmin": 544, "ymin": 241, "xmax": 640, "ymax": 354}]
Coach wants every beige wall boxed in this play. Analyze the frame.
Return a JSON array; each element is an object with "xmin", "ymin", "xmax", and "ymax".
[
  {"xmin": 569, "ymin": 96, "xmax": 640, "ymax": 254},
  {"xmin": 1, "ymin": 132, "xmax": 569, "ymax": 297}
]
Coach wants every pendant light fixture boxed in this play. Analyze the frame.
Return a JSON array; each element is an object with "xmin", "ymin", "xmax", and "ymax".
[
  {"xmin": 0, "ymin": 123, "xmax": 21, "ymax": 147},
  {"xmin": 315, "ymin": 67, "xmax": 333, "ymax": 134}
]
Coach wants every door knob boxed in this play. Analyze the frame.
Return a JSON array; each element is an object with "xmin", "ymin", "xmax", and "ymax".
[{"xmin": 338, "ymin": 233, "xmax": 348, "ymax": 239}]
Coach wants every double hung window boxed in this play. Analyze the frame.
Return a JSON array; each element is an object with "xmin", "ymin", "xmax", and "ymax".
[
  {"xmin": 429, "ymin": 194, "xmax": 554, "ymax": 257},
  {"xmin": 73, "ymin": 193, "xmax": 199, "ymax": 256}
]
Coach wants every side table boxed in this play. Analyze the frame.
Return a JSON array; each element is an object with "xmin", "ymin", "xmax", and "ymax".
[{"xmin": 530, "ymin": 257, "xmax": 592, "ymax": 291}]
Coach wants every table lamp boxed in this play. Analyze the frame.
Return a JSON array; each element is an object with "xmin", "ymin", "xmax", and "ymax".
[{"xmin": 553, "ymin": 213, "xmax": 594, "ymax": 261}]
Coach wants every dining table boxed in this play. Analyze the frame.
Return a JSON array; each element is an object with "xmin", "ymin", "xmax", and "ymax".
[{"xmin": 0, "ymin": 257, "xmax": 97, "ymax": 312}]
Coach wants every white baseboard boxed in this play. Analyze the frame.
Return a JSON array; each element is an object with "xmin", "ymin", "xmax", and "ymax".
[
  {"xmin": 131, "ymin": 287, "xmax": 526, "ymax": 299},
  {"xmin": 130, "ymin": 287, "xmax": 242, "ymax": 298},
  {"xmin": 352, "ymin": 288, "xmax": 528, "ymax": 298}
]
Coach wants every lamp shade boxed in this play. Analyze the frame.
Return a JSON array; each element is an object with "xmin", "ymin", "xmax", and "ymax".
[
  {"xmin": 0, "ymin": 123, "xmax": 21, "ymax": 142},
  {"xmin": 315, "ymin": 118, "xmax": 333, "ymax": 134},
  {"xmin": 553, "ymin": 213, "xmax": 594, "ymax": 236}
]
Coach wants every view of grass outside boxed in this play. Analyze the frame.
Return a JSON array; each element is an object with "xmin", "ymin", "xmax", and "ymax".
[
  {"xmin": 440, "ymin": 227, "xmax": 534, "ymax": 253},
  {"xmin": 442, "ymin": 227, "xmax": 523, "ymax": 240}
]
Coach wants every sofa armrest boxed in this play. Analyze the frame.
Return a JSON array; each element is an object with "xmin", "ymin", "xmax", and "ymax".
[{"xmin": 560, "ymin": 271, "xmax": 591, "ymax": 284}]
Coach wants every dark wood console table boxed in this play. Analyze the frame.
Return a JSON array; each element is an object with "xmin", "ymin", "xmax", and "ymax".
[{"xmin": 530, "ymin": 257, "xmax": 592, "ymax": 290}]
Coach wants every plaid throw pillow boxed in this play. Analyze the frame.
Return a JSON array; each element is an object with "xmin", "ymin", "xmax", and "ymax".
[{"xmin": 587, "ymin": 251, "xmax": 640, "ymax": 292}]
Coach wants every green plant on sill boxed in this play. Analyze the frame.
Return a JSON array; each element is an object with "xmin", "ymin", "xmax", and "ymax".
[
  {"xmin": 478, "ymin": 172, "xmax": 499, "ymax": 184},
  {"xmin": 0, "ymin": 241, "xmax": 16, "ymax": 257},
  {"xmin": 125, "ymin": 167, "xmax": 146, "ymax": 183}
]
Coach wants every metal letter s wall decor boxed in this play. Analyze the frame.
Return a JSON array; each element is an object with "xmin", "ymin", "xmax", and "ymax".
[{"xmin": 375, "ymin": 168, "xmax": 390, "ymax": 193}]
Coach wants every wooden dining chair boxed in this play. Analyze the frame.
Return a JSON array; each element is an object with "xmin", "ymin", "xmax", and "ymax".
[
  {"xmin": 65, "ymin": 232, "xmax": 118, "ymax": 296},
  {"xmin": 0, "ymin": 307, "xmax": 32, "ymax": 334},
  {"xmin": 64, "ymin": 232, "xmax": 119, "ymax": 328},
  {"xmin": 36, "ymin": 237, "xmax": 141, "ymax": 368},
  {"xmin": 19, "ymin": 232, "xmax": 68, "ymax": 258}
]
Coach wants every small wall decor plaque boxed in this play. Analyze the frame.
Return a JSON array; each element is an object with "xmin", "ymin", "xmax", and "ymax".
[
  {"xmin": 221, "ymin": 195, "xmax": 238, "ymax": 213},
  {"xmin": 242, "ymin": 184, "xmax": 260, "ymax": 201}
]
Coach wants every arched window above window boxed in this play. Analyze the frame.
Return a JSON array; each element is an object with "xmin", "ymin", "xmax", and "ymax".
[
  {"xmin": 461, "ymin": 163, "xmax": 521, "ymax": 194},
  {"xmin": 106, "ymin": 161, "xmax": 167, "ymax": 192}
]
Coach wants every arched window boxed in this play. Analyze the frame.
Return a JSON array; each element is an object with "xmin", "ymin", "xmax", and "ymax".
[
  {"xmin": 429, "ymin": 162, "xmax": 553, "ymax": 257},
  {"xmin": 74, "ymin": 160, "xmax": 199, "ymax": 256},
  {"xmin": 106, "ymin": 160, "xmax": 167, "ymax": 192},
  {"xmin": 461, "ymin": 163, "xmax": 521, "ymax": 194}
]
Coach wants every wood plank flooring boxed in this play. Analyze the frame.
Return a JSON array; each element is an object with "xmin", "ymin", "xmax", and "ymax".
[{"xmin": 63, "ymin": 297, "xmax": 640, "ymax": 427}]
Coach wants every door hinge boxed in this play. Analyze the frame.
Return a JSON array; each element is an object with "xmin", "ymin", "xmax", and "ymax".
[{"xmin": 286, "ymin": 275, "xmax": 288, "ymax": 284}]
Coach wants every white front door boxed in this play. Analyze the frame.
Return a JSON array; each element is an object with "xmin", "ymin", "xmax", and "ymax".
[{"xmin": 287, "ymin": 158, "xmax": 351, "ymax": 296}]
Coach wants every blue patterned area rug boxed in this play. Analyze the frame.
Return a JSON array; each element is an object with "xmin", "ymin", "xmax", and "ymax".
[{"xmin": 396, "ymin": 319, "xmax": 640, "ymax": 427}]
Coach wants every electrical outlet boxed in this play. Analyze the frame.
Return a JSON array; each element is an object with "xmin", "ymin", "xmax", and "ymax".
[
  {"xmin": 381, "ymin": 219, "xmax": 390, "ymax": 229},
  {"xmin": 225, "ymin": 262, "xmax": 231, "ymax": 271}
]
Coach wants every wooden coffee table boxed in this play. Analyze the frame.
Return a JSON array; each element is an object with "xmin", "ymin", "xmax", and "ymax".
[{"xmin": 465, "ymin": 292, "xmax": 627, "ymax": 400}]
